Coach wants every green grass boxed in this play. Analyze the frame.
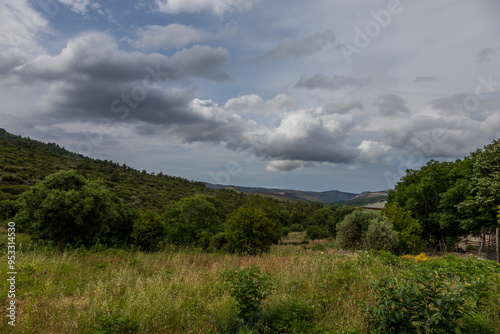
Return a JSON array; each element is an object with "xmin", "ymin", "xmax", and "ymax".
[{"xmin": 1, "ymin": 234, "xmax": 499, "ymax": 333}]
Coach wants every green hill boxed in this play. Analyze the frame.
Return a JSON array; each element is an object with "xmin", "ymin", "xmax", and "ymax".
[{"xmin": 0, "ymin": 128, "xmax": 235, "ymax": 210}]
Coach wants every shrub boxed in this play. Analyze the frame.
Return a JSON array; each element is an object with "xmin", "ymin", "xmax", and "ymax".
[
  {"xmin": 365, "ymin": 219, "xmax": 399, "ymax": 252},
  {"xmin": 363, "ymin": 258, "xmax": 498, "ymax": 334},
  {"xmin": 381, "ymin": 203, "xmax": 423, "ymax": 255},
  {"xmin": 289, "ymin": 223, "xmax": 305, "ymax": 232},
  {"xmin": 132, "ymin": 211, "xmax": 167, "ymax": 251},
  {"xmin": 223, "ymin": 265, "xmax": 275, "ymax": 327},
  {"xmin": 162, "ymin": 194, "xmax": 221, "ymax": 248},
  {"xmin": 209, "ymin": 232, "xmax": 229, "ymax": 251},
  {"xmin": 306, "ymin": 225, "xmax": 328, "ymax": 243},
  {"xmin": 90, "ymin": 314, "xmax": 139, "ymax": 334},
  {"xmin": 15, "ymin": 170, "xmax": 124, "ymax": 253},
  {"xmin": 225, "ymin": 207, "xmax": 281, "ymax": 255},
  {"xmin": 336, "ymin": 210, "xmax": 392, "ymax": 251},
  {"xmin": 262, "ymin": 300, "xmax": 315, "ymax": 333}
]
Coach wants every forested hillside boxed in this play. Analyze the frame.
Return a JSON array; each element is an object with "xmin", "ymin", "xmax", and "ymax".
[{"xmin": 0, "ymin": 128, "xmax": 214, "ymax": 209}]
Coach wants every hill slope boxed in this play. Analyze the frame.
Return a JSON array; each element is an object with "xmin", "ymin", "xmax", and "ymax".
[
  {"xmin": 0, "ymin": 128, "xmax": 218, "ymax": 209},
  {"xmin": 204, "ymin": 183, "xmax": 358, "ymax": 203},
  {"xmin": 347, "ymin": 190, "xmax": 390, "ymax": 205}
]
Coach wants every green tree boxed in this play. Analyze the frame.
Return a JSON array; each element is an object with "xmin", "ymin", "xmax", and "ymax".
[
  {"xmin": 326, "ymin": 206, "xmax": 356, "ymax": 238},
  {"xmin": 306, "ymin": 206, "xmax": 333, "ymax": 228},
  {"xmin": 162, "ymin": 194, "xmax": 221, "ymax": 249},
  {"xmin": 225, "ymin": 206, "xmax": 281, "ymax": 255},
  {"xmin": 387, "ymin": 159, "xmax": 472, "ymax": 249},
  {"xmin": 289, "ymin": 223, "xmax": 305, "ymax": 232},
  {"xmin": 15, "ymin": 170, "xmax": 122, "ymax": 253},
  {"xmin": 382, "ymin": 203, "xmax": 423, "ymax": 254},
  {"xmin": 0, "ymin": 199, "xmax": 19, "ymax": 226},
  {"xmin": 459, "ymin": 139, "xmax": 500, "ymax": 232},
  {"xmin": 336, "ymin": 209, "xmax": 386, "ymax": 250},
  {"xmin": 306, "ymin": 225, "xmax": 327, "ymax": 243},
  {"xmin": 132, "ymin": 210, "xmax": 167, "ymax": 251},
  {"xmin": 365, "ymin": 219, "xmax": 399, "ymax": 252}
]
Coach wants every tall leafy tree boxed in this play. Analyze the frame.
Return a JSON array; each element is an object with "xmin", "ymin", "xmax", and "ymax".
[
  {"xmin": 225, "ymin": 206, "xmax": 281, "ymax": 255},
  {"xmin": 459, "ymin": 139, "xmax": 500, "ymax": 232},
  {"xmin": 15, "ymin": 170, "xmax": 123, "ymax": 253},
  {"xmin": 381, "ymin": 203, "xmax": 423, "ymax": 254},
  {"xmin": 162, "ymin": 194, "xmax": 221, "ymax": 248},
  {"xmin": 387, "ymin": 160, "xmax": 451, "ymax": 246}
]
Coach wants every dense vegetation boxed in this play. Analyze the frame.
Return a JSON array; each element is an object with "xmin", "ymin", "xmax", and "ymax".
[
  {"xmin": 2, "ymin": 129, "xmax": 500, "ymax": 333},
  {"xmin": 386, "ymin": 138, "xmax": 500, "ymax": 251},
  {"xmin": 0, "ymin": 242, "xmax": 499, "ymax": 333}
]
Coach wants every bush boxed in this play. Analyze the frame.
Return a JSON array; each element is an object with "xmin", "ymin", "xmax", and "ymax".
[
  {"xmin": 336, "ymin": 210, "xmax": 391, "ymax": 251},
  {"xmin": 365, "ymin": 219, "xmax": 399, "ymax": 251},
  {"xmin": 0, "ymin": 199, "xmax": 19, "ymax": 226},
  {"xmin": 15, "ymin": 170, "xmax": 124, "ymax": 253},
  {"xmin": 223, "ymin": 265, "xmax": 275, "ymax": 327},
  {"xmin": 289, "ymin": 223, "xmax": 305, "ymax": 232},
  {"xmin": 262, "ymin": 300, "xmax": 315, "ymax": 333},
  {"xmin": 225, "ymin": 207, "xmax": 281, "ymax": 255},
  {"xmin": 90, "ymin": 314, "xmax": 139, "ymax": 334},
  {"xmin": 209, "ymin": 232, "xmax": 229, "ymax": 251},
  {"xmin": 132, "ymin": 211, "xmax": 167, "ymax": 251},
  {"xmin": 162, "ymin": 195, "xmax": 221, "ymax": 248},
  {"xmin": 381, "ymin": 203, "xmax": 423, "ymax": 255},
  {"xmin": 363, "ymin": 258, "xmax": 498, "ymax": 334}
]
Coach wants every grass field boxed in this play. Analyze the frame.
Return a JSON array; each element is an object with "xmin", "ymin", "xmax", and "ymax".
[{"xmin": 1, "ymin": 232, "xmax": 499, "ymax": 333}]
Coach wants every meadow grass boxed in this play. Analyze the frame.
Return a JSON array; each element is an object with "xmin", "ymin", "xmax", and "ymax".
[{"xmin": 1, "ymin": 236, "xmax": 499, "ymax": 333}]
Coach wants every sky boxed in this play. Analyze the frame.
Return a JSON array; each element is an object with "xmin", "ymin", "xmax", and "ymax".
[{"xmin": 1, "ymin": 0, "xmax": 499, "ymax": 194}]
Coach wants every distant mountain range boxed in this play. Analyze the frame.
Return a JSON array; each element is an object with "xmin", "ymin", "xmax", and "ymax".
[{"xmin": 204, "ymin": 183, "xmax": 390, "ymax": 204}]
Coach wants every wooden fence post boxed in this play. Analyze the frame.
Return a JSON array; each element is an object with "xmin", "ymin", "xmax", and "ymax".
[
  {"xmin": 497, "ymin": 227, "xmax": 500, "ymax": 263},
  {"xmin": 486, "ymin": 229, "xmax": 492, "ymax": 260},
  {"xmin": 477, "ymin": 227, "xmax": 484, "ymax": 258}
]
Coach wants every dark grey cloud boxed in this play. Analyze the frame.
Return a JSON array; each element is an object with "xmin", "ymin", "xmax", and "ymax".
[
  {"xmin": 5, "ymin": 32, "xmax": 230, "ymax": 85},
  {"xmin": 39, "ymin": 77, "xmax": 197, "ymax": 125},
  {"xmin": 476, "ymin": 47, "xmax": 497, "ymax": 63},
  {"xmin": 414, "ymin": 76, "xmax": 438, "ymax": 82},
  {"xmin": 254, "ymin": 138, "xmax": 358, "ymax": 164},
  {"xmin": 254, "ymin": 29, "xmax": 336, "ymax": 63},
  {"xmin": 377, "ymin": 94, "xmax": 410, "ymax": 116},
  {"xmin": 295, "ymin": 73, "xmax": 362, "ymax": 90},
  {"xmin": 0, "ymin": 32, "xmax": 233, "ymax": 129},
  {"xmin": 266, "ymin": 160, "xmax": 317, "ymax": 172}
]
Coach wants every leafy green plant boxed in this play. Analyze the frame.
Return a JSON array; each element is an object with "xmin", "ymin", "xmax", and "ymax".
[
  {"xmin": 132, "ymin": 210, "xmax": 167, "ymax": 251},
  {"xmin": 262, "ymin": 300, "xmax": 315, "ymax": 333},
  {"xmin": 223, "ymin": 265, "xmax": 275, "ymax": 327},
  {"xmin": 224, "ymin": 207, "xmax": 281, "ymax": 255},
  {"xmin": 289, "ymin": 223, "xmax": 305, "ymax": 232},
  {"xmin": 336, "ymin": 209, "xmax": 391, "ymax": 251},
  {"xmin": 365, "ymin": 219, "xmax": 399, "ymax": 252},
  {"xmin": 14, "ymin": 170, "xmax": 124, "ymax": 253},
  {"xmin": 90, "ymin": 314, "xmax": 139, "ymax": 334},
  {"xmin": 363, "ymin": 260, "xmax": 492, "ymax": 334}
]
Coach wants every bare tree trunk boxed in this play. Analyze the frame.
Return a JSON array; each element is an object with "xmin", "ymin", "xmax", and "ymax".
[{"xmin": 58, "ymin": 239, "xmax": 64, "ymax": 255}]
